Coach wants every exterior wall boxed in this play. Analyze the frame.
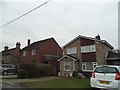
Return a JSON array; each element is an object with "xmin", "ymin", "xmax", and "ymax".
[
  {"xmin": 21, "ymin": 48, "xmax": 40, "ymax": 63},
  {"xmin": 21, "ymin": 38, "xmax": 63, "ymax": 64},
  {"xmin": 80, "ymin": 38, "xmax": 95, "ymax": 45},
  {"xmin": 80, "ymin": 38, "xmax": 97, "ymax": 62},
  {"xmin": 2, "ymin": 47, "xmax": 21, "ymax": 65},
  {"xmin": 38, "ymin": 39, "xmax": 63, "ymax": 63},
  {"xmin": 63, "ymin": 38, "xmax": 81, "ymax": 72},
  {"xmin": 59, "ymin": 58, "xmax": 76, "ymax": 77},
  {"xmin": 95, "ymin": 41, "xmax": 112, "ymax": 65}
]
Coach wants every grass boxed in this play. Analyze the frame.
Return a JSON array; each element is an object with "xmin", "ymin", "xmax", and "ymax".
[{"xmin": 26, "ymin": 77, "xmax": 91, "ymax": 88}]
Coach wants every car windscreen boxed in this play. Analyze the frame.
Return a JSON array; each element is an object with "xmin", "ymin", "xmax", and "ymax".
[{"xmin": 94, "ymin": 66, "xmax": 119, "ymax": 73}]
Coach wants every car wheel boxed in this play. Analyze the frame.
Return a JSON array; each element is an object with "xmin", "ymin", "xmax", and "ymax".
[{"xmin": 3, "ymin": 71, "xmax": 8, "ymax": 75}]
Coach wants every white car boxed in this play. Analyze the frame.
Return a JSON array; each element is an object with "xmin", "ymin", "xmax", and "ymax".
[{"xmin": 90, "ymin": 65, "xmax": 120, "ymax": 90}]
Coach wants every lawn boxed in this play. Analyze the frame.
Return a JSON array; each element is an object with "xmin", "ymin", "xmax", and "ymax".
[{"xmin": 26, "ymin": 77, "xmax": 91, "ymax": 88}]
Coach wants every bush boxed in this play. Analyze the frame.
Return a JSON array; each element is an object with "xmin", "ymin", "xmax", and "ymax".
[
  {"xmin": 17, "ymin": 69, "xmax": 28, "ymax": 79},
  {"xmin": 18, "ymin": 64, "xmax": 55, "ymax": 78}
]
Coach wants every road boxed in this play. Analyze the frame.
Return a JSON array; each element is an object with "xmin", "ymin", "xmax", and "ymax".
[{"xmin": 0, "ymin": 82, "xmax": 14, "ymax": 88}]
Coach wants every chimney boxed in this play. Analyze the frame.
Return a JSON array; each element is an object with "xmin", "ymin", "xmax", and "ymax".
[
  {"xmin": 95, "ymin": 35, "xmax": 101, "ymax": 40},
  {"xmin": 27, "ymin": 39, "xmax": 30, "ymax": 46},
  {"xmin": 4, "ymin": 46, "xmax": 9, "ymax": 51},
  {"xmin": 16, "ymin": 42, "xmax": 21, "ymax": 49}
]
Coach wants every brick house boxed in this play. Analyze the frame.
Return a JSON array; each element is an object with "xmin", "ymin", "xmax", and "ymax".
[
  {"xmin": 21, "ymin": 38, "xmax": 63, "ymax": 73},
  {"xmin": 106, "ymin": 50, "xmax": 120, "ymax": 65},
  {"xmin": 58, "ymin": 35, "xmax": 114, "ymax": 77},
  {"xmin": 1, "ymin": 42, "xmax": 21, "ymax": 65}
]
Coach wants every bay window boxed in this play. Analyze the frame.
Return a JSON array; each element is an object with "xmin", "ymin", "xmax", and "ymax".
[{"xmin": 82, "ymin": 62, "xmax": 97, "ymax": 71}]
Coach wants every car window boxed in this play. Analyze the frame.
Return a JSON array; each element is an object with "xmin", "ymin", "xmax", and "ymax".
[
  {"xmin": 94, "ymin": 66, "xmax": 119, "ymax": 73},
  {"xmin": 2, "ymin": 64, "xmax": 15, "ymax": 68}
]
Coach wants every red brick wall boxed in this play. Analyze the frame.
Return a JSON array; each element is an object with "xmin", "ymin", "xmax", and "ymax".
[
  {"xmin": 80, "ymin": 38, "xmax": 97, "ymax": 62},
  {"xmin": 80, "ymin": 38, "xmax": 95, "ymax": 46},
  {"xmin": 21, "ymin": 38, "xmax": 63, "ymax": 64},
  {"xmin": 81, "ymin": 53, "xmax": 96, "ymax": 62}
]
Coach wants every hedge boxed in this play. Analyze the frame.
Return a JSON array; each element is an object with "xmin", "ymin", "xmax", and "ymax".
[{"xmin": 17, "ymin": 64, "xmax": 55, "ymax": 78}]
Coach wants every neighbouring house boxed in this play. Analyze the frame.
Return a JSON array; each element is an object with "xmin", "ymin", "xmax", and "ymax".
[
  {"xmin": 21, "ymin": 37, "xmax": 63, "ymax": 74},
  {"xmin": 1, "ymin": 42, "xmax": 21, "ymax": 65},
  {"xmin": 58, "ymin": 35, "xmax": 114, "ymax": 77},
  {"xmin": 106, "ymin": 50, "xmax": 120, "ymax": 65}
]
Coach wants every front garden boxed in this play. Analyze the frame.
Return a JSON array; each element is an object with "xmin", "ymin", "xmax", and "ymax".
[{"xmin": 25, "ymin": 77, "xmax": 91, "ymax": 88}]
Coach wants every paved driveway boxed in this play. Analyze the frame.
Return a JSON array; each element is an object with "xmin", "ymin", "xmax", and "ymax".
[{"xmin": 1, "ymin": 75, "xmax": 60, "ymax": 88}]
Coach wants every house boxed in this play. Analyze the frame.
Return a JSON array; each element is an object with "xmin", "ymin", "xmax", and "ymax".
[
  {"xmin": 106, "ymin": 50, "xmax": 120, "ymax": 65},
  {"xmin": 1, "ymin": 42, "xmax": 21, "ymax": 65},
  {"xmin": 58, "ymin": 35, "xmax": 114, "ymax": 77},
  {"xmin": 21, "ymin": 38, "xmax": 63, "ymax": 73}
]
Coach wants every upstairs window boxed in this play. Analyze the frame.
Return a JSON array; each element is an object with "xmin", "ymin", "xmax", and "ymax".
[
  {"xmin": 66, "ymin": 47, "xmax": 77, "ymax": 54},
  {"xmin": 23, "ymin": 51, "xmax": 27, "ymax": 56},
  {"xmin": 81, "ymin": 44, "xmax": 96, "ymax": 53},
  {"xmin": 32, "ymin": 49, "xmax": 36, "ymax": 55}
]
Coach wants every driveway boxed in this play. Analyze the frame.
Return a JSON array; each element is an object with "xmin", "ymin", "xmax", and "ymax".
[{"xmin": 1, "ymin": 75, "xmax": 60, "ymax": 88}]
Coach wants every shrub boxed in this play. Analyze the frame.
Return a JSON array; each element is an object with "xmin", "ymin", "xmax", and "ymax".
[
  {"xmin": 18, "ymin": 64, "xmax": 55, "ymax": 78},
  {"xmin": 17, "ymin": 69, "xmax": 28, "ymax": 79}
]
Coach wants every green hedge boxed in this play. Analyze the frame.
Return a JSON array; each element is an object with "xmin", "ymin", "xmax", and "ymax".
[
  {"xmin": 17, "ymin": 69, "xmax": 28, "ymax": 79},
  {"xmin": 17, "ymin": 64, "xmax": 55, "ymax": 78}
]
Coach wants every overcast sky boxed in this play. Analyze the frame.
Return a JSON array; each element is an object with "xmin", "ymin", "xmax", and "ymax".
[{"xmin": 0, "ymin": 0, "xmax": 119, "ymax": 51}]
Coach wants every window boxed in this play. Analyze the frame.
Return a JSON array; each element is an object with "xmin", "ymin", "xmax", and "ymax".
[
  {"xmin": 66, "ymin": 47, "xmax": 77, "ymax": 54},
  {"xmin": 6, "ymin": 55, "xmax": 9, "ymax": 59},
  {"xmin": 81, "ymin": 44, "xmax": 96, "ymax": 53},
  {"xmin": 82, "ymin": 62, "xmax": 97, "ymax": 71},
  {"xmin": 95, "ymin": 67, "xmax": 119, "ymax": 73},
  {"xmin": 32, "ymin": 49, "xmax": 36, "ymax": 55},
  {"xmin": 23, "ymin": 51, "xmax": 27, "ymax": 56},
  {"xmin": 64, "ymin": 62, "xmax": 70, "ymax": 71}
]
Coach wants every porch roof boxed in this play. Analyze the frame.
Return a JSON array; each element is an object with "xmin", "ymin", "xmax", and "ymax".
[{"xmin": 58, "ymin": 55, "xmax": 77, "ymax": 61}]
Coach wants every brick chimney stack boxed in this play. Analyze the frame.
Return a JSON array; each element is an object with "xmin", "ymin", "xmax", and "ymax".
[
  {"xmin": 95, "ymin": 35, "xmax": 101, "ymax": 40},
  {"xmin": 4, "ymin": 46, "xmax": 9, "ymax": 51},
  {"xmin": 16, "ymin": 42, "xmax": 21, "ymax": 49},
  {"xmin": 28, "ymin": 39, "xmax": 30, "ymax": 46}
]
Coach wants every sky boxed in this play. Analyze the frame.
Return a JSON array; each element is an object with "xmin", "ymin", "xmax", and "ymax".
[{"xmin": 0, "ymin": 0, "xmax": 119, "ymax": 51}]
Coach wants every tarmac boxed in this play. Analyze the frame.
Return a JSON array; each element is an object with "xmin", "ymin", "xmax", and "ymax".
[{"xmin": 0, "ymin": 75, "xmax": 60, "ymax": 88}]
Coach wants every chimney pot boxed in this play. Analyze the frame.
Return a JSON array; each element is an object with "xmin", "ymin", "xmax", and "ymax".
[
  {"xmin": 95, "ymin": 35, "xmax": 100, "ymax": 40},
  {"xmin": 16, "ymin": 42, "xmax": 21, "ymax": 49},
  {"xmin": 4, "ymin": 46, "xmax": 9, "ymax": 51}
]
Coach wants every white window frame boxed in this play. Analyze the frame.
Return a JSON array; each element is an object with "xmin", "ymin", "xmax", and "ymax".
[
  {"xmin": 32, "ymin": 49, "xmax": 36, "ymax": 55},
  {"xmin": 23, "ymin": 51, "xmax": 27, "ymax": 56},
  {"xmin": 64, "ymin": 62, "xmax": 71, "ymax": 71},
  {"xmin": 81, "ymin": 44, "xmax": 96, "ymax": 53},
  {"xmin": 82, "ymin": 62, "xmax": 97, "ymax": 72},
  {"xmin": 66, "ymin": 47, "xmax": 77, "ymax": 54}
]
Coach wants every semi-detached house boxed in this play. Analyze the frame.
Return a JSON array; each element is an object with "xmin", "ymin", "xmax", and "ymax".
[{"xmin": 58, "ymin": 35, "xmax": 114, "ymax": 77}]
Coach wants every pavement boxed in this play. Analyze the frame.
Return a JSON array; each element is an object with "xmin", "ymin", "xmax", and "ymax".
[{"xmin": 0, "ymin": 75, "xmax": 60, "ymax": 88}]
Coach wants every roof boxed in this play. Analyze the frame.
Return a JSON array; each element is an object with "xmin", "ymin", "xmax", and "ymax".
[
  {"xmin": 58, "ymin": 55, "xmax": 77, "ymax": 61},
  {"xmin": 63, "ymin": 35, "xmax": 114, "ymax": 49},
  {"xmin": 2, "ymin": 48, "xmax": 16, "ymax": 53},
  {"xmin": 21, "ymin": 37, "xmax": 55, "ymax": 51},
  {"xmin": 106, "ymin": 51, "xmax": 120, "ymax": 60}
]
